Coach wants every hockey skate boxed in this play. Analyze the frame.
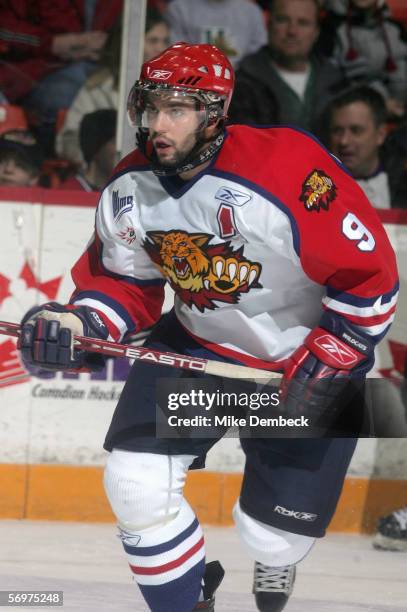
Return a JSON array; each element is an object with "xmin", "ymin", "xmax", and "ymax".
[
  {"xmin": 373, "ymin": 506, "xmax": 407, "ymax": 551},
  {"xmin": 193, "ymin": 561, "xmax": 225, "ymax": 610},
  {"xmin": 253, "ymin": 561, "xmax": 296, "ymax": 612}
]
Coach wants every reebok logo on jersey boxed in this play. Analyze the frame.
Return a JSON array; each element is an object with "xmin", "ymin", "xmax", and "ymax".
[
  {"xmin": 299, "ymin": 169, "xmax": 337, "ymax": 212},
  {"xmin": 149, "ymin": 69, "xmax": 173, "ymax": 80},
  {"xmin": 112, "ymin": 190, "xmax": 134, "ymax": 221},
  {"xmin": 274, "ymin": 505, "xmax": 317, "ymax": 521},
  {"xmin": 314, "ymin": 334, "xmax": 358, "ymax": 366},
  {"xmin": 215, "ymin": 186, "xmax": 252, "ymax": 207}
]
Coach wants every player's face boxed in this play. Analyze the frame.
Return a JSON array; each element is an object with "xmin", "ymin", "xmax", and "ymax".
[
  {"xmin": 0, "ymin": 156, "xmax": 38, "ymax": 187},
  {"xmin": 329, "ymin": 102, "xmax": 386, "ymax": 178},
  {"xmin": 146, "ymin": 93, "xmax": 204, "ymax": 168},
  {"xmin": 143, "ymin": 23, "xmax": 170, "ymax": 62},
  {"xmin": 269, "ymin": 0, "xmax": 319, "ymax": 61}
]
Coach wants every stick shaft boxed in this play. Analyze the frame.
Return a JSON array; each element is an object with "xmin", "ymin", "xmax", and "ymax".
[{"xmin": 0, "ymin": 320, "xmax": 281, "ymax": 381}]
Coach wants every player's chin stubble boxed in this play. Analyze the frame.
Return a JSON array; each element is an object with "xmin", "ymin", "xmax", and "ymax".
[{"xmin": 156, "ymin": 144, "xmax": 194, "ymax": 168}]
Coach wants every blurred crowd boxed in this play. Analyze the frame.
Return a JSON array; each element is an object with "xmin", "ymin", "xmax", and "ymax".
[{"xmin": 0, "ymin": 0, "xmax": 406, "ymax": 208}]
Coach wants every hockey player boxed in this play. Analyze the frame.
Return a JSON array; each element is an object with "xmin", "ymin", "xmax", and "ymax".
[{"xmin": 19, "ymin": 43, "xmax": 398, "ymax": 611}]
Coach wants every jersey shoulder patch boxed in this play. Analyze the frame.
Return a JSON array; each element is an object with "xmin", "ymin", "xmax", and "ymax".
[{"xmin": 216, "ymin": 125, "xmax": 344, "ymax": 214}]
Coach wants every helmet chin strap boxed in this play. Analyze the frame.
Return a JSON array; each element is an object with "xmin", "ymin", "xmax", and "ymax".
[{"xmin": 136, "ymin": 128, "xmax": 225, "ymax": 177}]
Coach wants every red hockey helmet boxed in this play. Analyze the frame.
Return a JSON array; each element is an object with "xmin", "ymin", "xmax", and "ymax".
[{"xmin": 127, "ymin": 42, "xmax": 235, "ymax": 128}]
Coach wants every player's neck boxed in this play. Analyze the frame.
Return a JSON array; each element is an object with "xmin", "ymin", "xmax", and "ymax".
[{"xmin": 178, "ymin": 159, "xmax": 212, "ymax": 181}]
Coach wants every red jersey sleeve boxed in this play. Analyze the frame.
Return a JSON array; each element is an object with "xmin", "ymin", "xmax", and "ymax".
[
  {"xmin": 218, "ymin": 126, "xmax": 399, "ymax": 341},
  {"xmin": 69, "ymin": 158, "xmax": 165, "ymax": 342}
]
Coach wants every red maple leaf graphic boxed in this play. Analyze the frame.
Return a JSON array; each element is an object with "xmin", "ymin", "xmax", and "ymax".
[
  {"xmin": 19, "ymin": 262, "xmax": 62, "ymax": 300},
  {"xmin": 0, "ymin": 272, "xmax": 11, "ymax": 305},
  {"xmin": 0, "ymin": 261, "xmax": 63, "ymax": 307},
  {"xmin": 0, "ymin": 262, "xmax": 64, "ymax": 386},
  {"xmin": 378, "ymin": 339, "xmax": 407, "ymax": 386},
  {"xmin": 0, "ymin": 339, "xmax": 30, "ymax": 388}
]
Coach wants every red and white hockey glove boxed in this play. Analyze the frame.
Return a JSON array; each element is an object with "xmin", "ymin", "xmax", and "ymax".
[
  {"xmin": 19, "ymin": 302, "xmax": 109, "ymax": 371},
  {"xmin": 280, "ymin": 312, "xmax": 375, "ymax": 421}
]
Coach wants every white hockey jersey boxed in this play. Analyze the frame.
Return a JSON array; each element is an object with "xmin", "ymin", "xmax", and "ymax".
[{"xmin": 70, "ymin": 125, "xmax": 398, "ymax": 370}]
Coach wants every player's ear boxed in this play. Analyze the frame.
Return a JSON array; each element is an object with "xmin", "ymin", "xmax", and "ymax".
[{"xmin": 204, "ymin": 119, "xmax": 222, "ymax": 139}]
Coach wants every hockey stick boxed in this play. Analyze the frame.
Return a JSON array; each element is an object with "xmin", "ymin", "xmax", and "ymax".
[{"xmin": 0, "ymin": 320, "xmax": 282, "ymax": 381}]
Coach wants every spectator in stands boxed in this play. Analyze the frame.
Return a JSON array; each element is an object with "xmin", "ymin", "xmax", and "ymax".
[
  {"xmin": 318, "ymin": 0, "xmax": 407, "ymax": 118},
  {"xmin": 0, "ymin": 130, "xmax": 44, "ymax": 187},
  {"xmin": 381, "ymin": 123, "xmax": 407, "ymax": 208},
  {"xmin": 0, "ymin": 0, "xmax": 122, "ymax": 153},
  {"xmin": 56, "ymin": 7, "xmax": 169, "ymax": 164},
  {"xmin": 143, "ymin": 8, "xmax": 171, "ymax": 61},
  {"xmin": 325, "ymin": 85, "xmax": 407, "ymax": 208},
  {"xmin": 59, "ymin": 109, "xmax": 117, "ymax": 191},
  {"xmin": 228, "ymin": 74, "xmax": 280, "ymax": 125},
  {"xmin": 231, "ymin": 0, "xmax": 346, "ymax": 131},
  {"xmin": 165, "ymin": 0, "xmax": 267, "ymax": 67}
]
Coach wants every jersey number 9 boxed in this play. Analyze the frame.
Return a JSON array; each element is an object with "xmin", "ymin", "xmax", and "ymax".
[{"xmin": 342, "ymin": 212, "xmax": 375, "ymax": 252}]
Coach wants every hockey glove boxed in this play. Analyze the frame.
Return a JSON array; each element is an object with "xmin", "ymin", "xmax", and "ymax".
[
  {"xmin": 280, "ymin": 311, "xmax": 375, "ymax": 423},
  {"xmin": 19, "ymin": 302, "xmax": 109, "ymax": 371}
]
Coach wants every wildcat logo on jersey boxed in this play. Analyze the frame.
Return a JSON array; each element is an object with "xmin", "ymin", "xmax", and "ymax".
[
  {"xmin": 143, "ymin": 230, "xmax": 262, "ymax": 312},
  {"xmin": 112, "ymin": 190, "xmax": 134, "ymax": 221},
  {"xmin": 117, "ymin": 226, "xmax": 137, "ymax": 245},
  {"xmin": 299, "ymin": 169, "xmax": 337, "ymax": 212}
]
